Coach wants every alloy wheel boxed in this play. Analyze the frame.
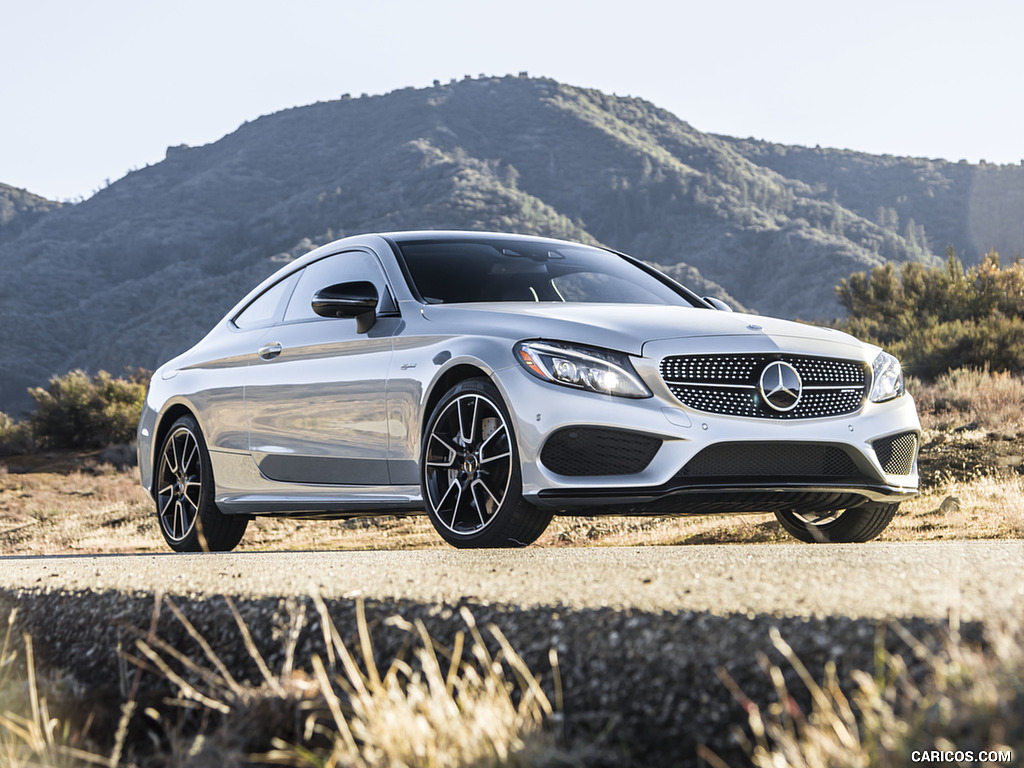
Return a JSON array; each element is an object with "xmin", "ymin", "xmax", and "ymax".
[
  {"xmin": 423, "ymin": 393, "xmax": 513, "ymax": 535},
  {"xmin": 156, "ymin": 426, "xmax": 203, "ymax": 543}
]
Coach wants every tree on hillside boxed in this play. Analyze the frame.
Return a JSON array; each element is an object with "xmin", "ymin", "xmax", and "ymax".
[{"xmin": 836, "ymin": 247, "xmax": 1024, "ymax": 378}]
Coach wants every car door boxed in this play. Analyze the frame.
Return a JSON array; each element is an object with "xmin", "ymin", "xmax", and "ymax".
[{"xmin": 245, "ymin": 248, "xmax": 399, "ymax": 485}]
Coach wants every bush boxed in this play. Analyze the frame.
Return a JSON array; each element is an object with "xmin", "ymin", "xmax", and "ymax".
[
  {"xmin": 0, "ymin": 411, "xmax": 33, "ymax": 456},
  {"xmin": 837, "ymin": 248, "xmax": 1024, "ymax": 379},
  {"xmin": 910, "ymin": 366, "xmax": 1024, "ymax": 434},
  {"xmin": 28, "ymin": 369, "xmax": 148, "ymax": 450}
]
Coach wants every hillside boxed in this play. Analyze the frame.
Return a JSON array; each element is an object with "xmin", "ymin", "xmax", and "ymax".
[
  {"xmin": 0, "ymin": 183, "xmax": 62, "ymax": 245},
  {"xmin": 2, "ymin": 75, "xmax": 1023, "ymax": 413},
  {"xmin": 721, "ymin": 137, "xmax": 1024, "ymax": 262}
]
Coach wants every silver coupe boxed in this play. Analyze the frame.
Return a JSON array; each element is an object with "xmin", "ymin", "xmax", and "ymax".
[{"xmin": 138, "ymin": 231, "xmax": 921, "ymax": 551}]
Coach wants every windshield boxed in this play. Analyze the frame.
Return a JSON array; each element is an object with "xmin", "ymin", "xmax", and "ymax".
[{"xmin": 395, "ymin": 238, "xmax": 700, "ymax": 306}]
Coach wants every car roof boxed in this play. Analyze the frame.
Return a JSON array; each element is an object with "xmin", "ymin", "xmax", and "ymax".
[{"xmin": 381, "ymin": 230, "xmax": 596, "ymax": 247}]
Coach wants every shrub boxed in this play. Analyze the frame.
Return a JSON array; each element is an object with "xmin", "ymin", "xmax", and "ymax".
[
  {"xmin": 28, "ymin": 369, "xmax": 148, "ymax": 450},
  {"xmin": 910, "ymin": 366, "xmax": 1024, "ymax": 434},
  {"xmin": 0, "ymin": 411, "xmax": 33, "ymax": 456},
  {"xmin": 837, "ymin": 249, "xmax": 1024, "ymax": 379}
]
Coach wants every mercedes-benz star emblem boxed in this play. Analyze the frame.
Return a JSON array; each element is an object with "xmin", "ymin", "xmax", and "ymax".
[{"xmin": 759, "ymin": 361, "xmax": 802, "ymax": 412}]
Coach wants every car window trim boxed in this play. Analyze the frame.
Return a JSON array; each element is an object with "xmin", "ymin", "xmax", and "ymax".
[
  {"xmin": 386, "ymin": 235, "xmax": 707, "ymax": 308},
  {"xmin": 229, "ymin": 270, "xmax": 302, "ymax": 332},
  {"xmin": 277, "ymin": 247, "xmax": 401, "ymax": 327}
]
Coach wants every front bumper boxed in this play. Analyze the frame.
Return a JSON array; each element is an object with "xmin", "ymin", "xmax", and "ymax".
[{"xmin": 492, "ymin": 353, "xmax": 921, "ymax": 514}]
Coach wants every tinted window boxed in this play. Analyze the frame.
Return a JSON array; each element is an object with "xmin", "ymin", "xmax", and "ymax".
[
  {"xmin": 283, "ymin": 250, "xmax": 392, "ymax": 323},
  {"xmin": 233, "ymin": 273, "xmax": 298, "ymax": 329},
  {"xmin": 397, "ymin": 239, "xmax": 696, "ymax": 305}
]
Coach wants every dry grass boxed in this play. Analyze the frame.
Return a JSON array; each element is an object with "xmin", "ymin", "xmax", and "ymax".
[
  {"xmin": 702, "ymin": 621, "xmax": 1023, "ymax": 768},
  {"xmin": 889, "ymin": 474, "xmax": 1024, "ymax": 541},
  {"xmin": 5, "ymin": 596, "xmax": 1023, "ymax": 768},
  {"xmin": 911, "ymin": 367, "xmax": 1024, "ymax": 435},
  {"xmin": 0, "ymin": 610, "xmax": 112, "ymax": 767},
  {"xmin": 1, "ymin": 366, "xmax": 1021, "ymax": 555},
  {"xmin": 537, "ymin": 513, "xmax": 792, "ymax": 547},
  {"xmin": 245, "ymin": 515, "xmax": 449, "ymax": 553},
  {"xmin": 0, "ymin": 596, "xmax": 571, "ymax": 766},
  {"xmin": 2, "ymin": 598, "xmax": 571, "ymax": 767},
  {"xmin": 3, "ymin": 458, "xmax": 1023, "ymax": 555},
  {"xmin": 0, "ymin": 454, "xmax": 156, "ymax": 554}
]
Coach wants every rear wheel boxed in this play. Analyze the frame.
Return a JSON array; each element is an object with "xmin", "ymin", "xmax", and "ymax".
[
  {"xmin": 155, "ymin": 415, "xmax": 248, "ymax": 552},
  {"xmin": 775, "ymin": 503, "xmax": 898, "ymax": 543},
  {"xmin": 421, "ymin": 379, "xmax": 552, "ymax": 548}
]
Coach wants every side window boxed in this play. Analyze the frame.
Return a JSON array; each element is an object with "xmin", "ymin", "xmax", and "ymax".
[
  {"xmin": 283, "ymin": 250, "xmax": 393, "ymax": 323},
  {"xmin": 232, "ymin": 272, "xmax": 299, "ymax": 330}
]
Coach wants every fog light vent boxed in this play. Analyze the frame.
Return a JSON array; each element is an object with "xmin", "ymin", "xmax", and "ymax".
[
  {"xmin": 873, "ymin": 432, "xmax": 918, "ymax": 475},
  {"xmin": 541, "ymin": 427, "xmax": 662, "ymax": 476}
]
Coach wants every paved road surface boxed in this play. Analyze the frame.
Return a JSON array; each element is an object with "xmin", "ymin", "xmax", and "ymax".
[{"xmin": 3, "ymin": 540, "xmax": 1022, "ymax": 620}]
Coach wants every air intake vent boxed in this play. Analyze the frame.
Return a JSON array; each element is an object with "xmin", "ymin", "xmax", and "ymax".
[
  {"xmin": 541, "ymin": 427, "xmax": 662, "ymax": 476},
  {"xmin": 873, "ymin": 432, "xmax": 918, "ymax": 475},
  {"xmin": 679, "ymin": 442, "xmax": 863, "ymax": 479}
]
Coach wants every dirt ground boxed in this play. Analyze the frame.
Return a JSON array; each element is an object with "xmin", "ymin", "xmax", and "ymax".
[{"xmin": 1, "ymin": 424, "xmax": 1020, "ymax": 555}]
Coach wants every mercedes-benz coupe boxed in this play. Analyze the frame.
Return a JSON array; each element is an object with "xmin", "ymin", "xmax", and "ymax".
[{"xmin": 138, "ymin": 231, "xmax": 920, "ymax": 551}]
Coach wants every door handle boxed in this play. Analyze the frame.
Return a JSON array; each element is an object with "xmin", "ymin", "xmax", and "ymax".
[{"xmin": 257, "ymin": 342, "xmax": 283, "ymax": 360}]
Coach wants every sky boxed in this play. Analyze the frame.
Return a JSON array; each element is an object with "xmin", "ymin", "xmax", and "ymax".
[{"xmin": 2, "ymin": 0, "xmax": 1022, "ymax": 203}]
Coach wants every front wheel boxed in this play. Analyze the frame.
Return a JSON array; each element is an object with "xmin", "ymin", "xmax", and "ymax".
[
  {"xmin": 421, "ymin": 379, "xmax": 552, "ymax": 548},
  {"xmin": 775, "ymin": 503, "xmax": 898, "ymax": 543},
  {"xmin": 155, "ymin": 415, "xmax": 248, "ymax": 552}
]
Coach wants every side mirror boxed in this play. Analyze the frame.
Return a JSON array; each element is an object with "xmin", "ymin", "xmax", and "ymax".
[
  {"xmin": 703, "ymin": 296, "xmax": 733, "ymax": 312},
  {"xmin": 312, "ymin": 281, "xmax": 379, "ymax": 332}
]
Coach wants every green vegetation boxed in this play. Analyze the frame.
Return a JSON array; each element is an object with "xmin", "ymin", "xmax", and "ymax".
[
  {"xmin": 837, "ymin": 248, "xmax": 1024, "ymax": 379},
  {"xmin": 0, "ymin": 183, "xmax": 61, "ymax": 246},
  {"xmin": 0, "ymin": 369, "xmax": 148, "ymax": 454},
  {"xmin": 29, "ymin": 369, "xmax": 147, "ymax": 450},
  {"xmin": 0, "ymin": 413, "xmax": 32, "ymax": 457}
]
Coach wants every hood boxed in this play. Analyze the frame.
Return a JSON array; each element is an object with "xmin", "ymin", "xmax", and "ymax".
[{"xmin": 420, "ymin": 303, "xmax": 865, "ymax": 357}]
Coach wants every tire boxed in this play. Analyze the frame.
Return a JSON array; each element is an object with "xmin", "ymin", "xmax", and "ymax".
[
  {"xmin": 421, "ymin": 378, "xmax": 552, "ymax": 548},
  {"xmin": 775, "ymin": 503, "xmax": 898, "ymax": 543},
  {"xmin": 154, "ymin": 415, "xmax": 248, "ymax": 552}
]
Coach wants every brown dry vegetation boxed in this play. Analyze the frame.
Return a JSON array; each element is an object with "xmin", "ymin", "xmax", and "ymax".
[
  {"xmin": 2, "ymin": 462, "xmax": 1021, "ymax": 556},
  {"xmin": 1, "ymin": 369, "xmax": 1021, "ymax": 556}
]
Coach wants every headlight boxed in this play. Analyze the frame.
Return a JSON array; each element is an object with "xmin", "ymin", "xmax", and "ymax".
[
  {"xmin": 870, "ymin": 351, "xmax": 905, "ymax": 403},
  {"xmin": 514, "ymin": 340, "xmax": 651, "ymax": 398}
]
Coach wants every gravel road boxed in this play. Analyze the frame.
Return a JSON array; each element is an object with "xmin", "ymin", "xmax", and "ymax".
[
  {"xmin": 2, "ymin": 541, "xmax": 1021, "ymax": 765},
  {"xmin": 3, "ymin": 540, "xmax": 1022, "ymax": 620}
]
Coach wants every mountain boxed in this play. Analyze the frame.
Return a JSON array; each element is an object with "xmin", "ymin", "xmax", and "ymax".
[
  {"xmin": 0, "ymin": 184, "xmax": 62, "ymax": 245},
  {"xmin": 719, "ymin": 137, "xmax": 1024, "ymax": 263},
  {"xmin": 2, "ymin": 75, "xmax": 1023, "ymax": 414}
]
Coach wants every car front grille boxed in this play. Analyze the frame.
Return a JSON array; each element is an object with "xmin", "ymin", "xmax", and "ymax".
[
  {"xmin": 660, "ymin": 354, "xmax": 868, "ymax": 419},
  {"xmin": 872, "ymin": 431, "xmax": 919, "ymax": 475},
  {"xmin": 541, "ymin": 427, "xmax": 662, "ymax": 476}
]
